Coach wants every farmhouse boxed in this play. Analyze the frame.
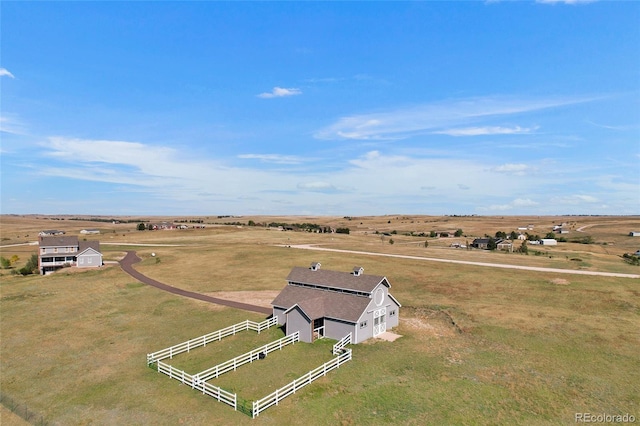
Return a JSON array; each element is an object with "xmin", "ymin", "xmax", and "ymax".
[
  {"xmin": 272, "ymin": 263, "xmax": 401, "ymax": 344},
  {"xmin": 39, "ymin": 230, "xmax": 65, "ymax": 236},
  {"xmin": 39, "ymin": 236, "xmax": 102, "ymax": 274}
]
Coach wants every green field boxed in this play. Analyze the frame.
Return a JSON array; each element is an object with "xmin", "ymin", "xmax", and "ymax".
[{"xmin": 1, "ymin": 215, "xmax": 639, "ymax": 424}]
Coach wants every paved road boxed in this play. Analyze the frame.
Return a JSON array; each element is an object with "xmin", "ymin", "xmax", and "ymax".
[
  {"xmin": 119, "ymin": 251, "xmax": 272, "ymax": 315},
  {"xmin": 283, "ymin": 245, "xmax": 640, "ymax": 279}
]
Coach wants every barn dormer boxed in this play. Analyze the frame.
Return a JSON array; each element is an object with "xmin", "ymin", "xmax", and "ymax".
[
  {"xmin": 310, "ymin": 262, "xmax": 321, "ymax": 271},
  {"xmin": 353, "ymin": 266, "xmax": 364, "ymax": 276}
]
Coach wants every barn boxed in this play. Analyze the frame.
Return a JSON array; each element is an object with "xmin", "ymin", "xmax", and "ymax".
[{"xmin": 271, "ymin": 263, "xmax": 401, "ymax": 344}]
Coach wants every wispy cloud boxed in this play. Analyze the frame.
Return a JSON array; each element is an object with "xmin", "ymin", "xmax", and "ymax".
[
  {"xmin": 297, "ymin": 182, "xmax": 344, "ymax": 193},
  {"xmin": 0, "ymin": 116, "xmax": 26, "ymax": 135},
  {"xmin": 238, "ymin": 154, "xmax": 305, "ymax": 165},
  {"xmin": 257, "ymin": 86, "xmax": 302, "ymax": 99},
  {"xmin": 434, "ymin": 125, "xmax": 537, "ymax": 137},
  {"xmin": 314, "ymin": 95, "xmax": 592, "ymax": 140},
  {"xmin": 536, "ymin": 0, "xmax": 596, "ymax": 4},
  {"xmin": 491, "ymin": 163, "xmax": 537, "ymax": 175},
  {"xmin": 481, "ymin": 198, "xmax": 539, "ymax": 212},
  {"xmin": 0, "ymin": 68, "xmax": 15, "ymax": 78}
]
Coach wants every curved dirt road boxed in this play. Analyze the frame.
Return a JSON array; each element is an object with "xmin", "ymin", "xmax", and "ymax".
[{"xmin": 119, "ymin": 251, "xmax": 272, "ymax": 315}]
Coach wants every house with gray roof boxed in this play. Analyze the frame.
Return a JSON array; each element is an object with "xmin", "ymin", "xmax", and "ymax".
[
  {"xmin": 39, "ymin": 236, "xmax": 102, "ymax": 274},
  {"xmin": 271, "ymin": 263, "xmax": 401, "ymax": 344}
]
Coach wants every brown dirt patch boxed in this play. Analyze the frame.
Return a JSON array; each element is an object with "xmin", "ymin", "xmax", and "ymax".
[
  {"xmin": 550, "ymin": 278, "xmax": 570, "ymax": 285},
  {"xmin": 202, "ymin": 290, "xmax": 280, "ymax": 309}
]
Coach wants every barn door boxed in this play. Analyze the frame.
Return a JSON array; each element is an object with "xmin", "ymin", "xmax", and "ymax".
[{"xmin": 373, "ymin": 308, "xmax": 387, "ymax": 336}]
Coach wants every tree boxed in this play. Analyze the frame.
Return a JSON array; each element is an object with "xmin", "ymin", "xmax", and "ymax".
[
  {"xmin": 510, "ymin": 231, "xmax": 519, "ymax": 240},
  {"xmin": 137, "ymin": 223, "xmax": 146, "ymax": 231},
  {"xmin": 487, "ymin": 238, "xmax": 497, "ymax": 251},
  {"xmin": 0, "ymin": 256, "xmax": 10, "ymax": 269},
  {"xmin": 424, "ymin": 240, "xmax": 429, "ymax": 248},
  {"xmin": 10, "ymin": 255, "xmax": 19, "ymax": 265},
  {"xmin": 545, "ymin": 232, "xmax": 556, "ymax": 239},
  {"xmin": 495, "ymin": 231, "xmax": 507, "ymax": 239},
  {"xmin": 389, "ymin": 238, "xmax": 394, "ymax": 245},
  {"xmin": 248, "ymin": 220, "xmax": 256, "ymax": 226},
  {"xmin": 429, "ymin": 231, "xmax": 437, "ymax": 238},
  {"xmin": 19, "ymin": 254, "xmax": 39, "ymax": 275},
  {"xmin": 519, "ymin": 240, "xmax": 529, "ymax": 254},
  {"xmin": 455, "ymin": 229, "xmax": 463, "ymax": 237}
]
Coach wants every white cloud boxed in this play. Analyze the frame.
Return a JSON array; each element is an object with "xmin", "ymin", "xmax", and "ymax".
[
  {"xmin": 315, "ymin": 95, "xmax": 593, "ymax": 140},
  {"xmin": 297, "ymin": 182, "xmax": 342, "ymax": 193},
  {"xmin": 238, "ymin": 154, "xmax": 304, "ymax": 164},
  {"xmin": 434, "ymin": 125, "xmax": 537, "ymax": 137},
  {"xmin": 481, "ymin": 198, "xmax": 539, "ymax": 212},
  {"xmin": 551, "ymin": 194, "xmax": 600, "ymax": 204},
  {"xmin": 491, "ymin": 163, "xmax": 537, "ymax": 175},
  {"xmin": 257, "ymin": 87, "xmax": 302, "ymax": 99},
  {"xmin": 0, "ymin": 68, "xmax": 15, "ymax": 78}
]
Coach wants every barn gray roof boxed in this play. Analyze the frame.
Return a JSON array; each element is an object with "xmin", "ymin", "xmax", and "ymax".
[
  {"xmin": 272, "ymin": 285, "xmax": 371, "ymax": 323},
  {"xmin": 286, "ymin": 266, "xmax": 388, "ymax": 294}
]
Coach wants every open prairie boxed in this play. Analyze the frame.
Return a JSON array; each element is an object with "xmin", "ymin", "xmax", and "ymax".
[{"xmin": 1, "ymin": 215, "xmax": 639, "ymax": 425}]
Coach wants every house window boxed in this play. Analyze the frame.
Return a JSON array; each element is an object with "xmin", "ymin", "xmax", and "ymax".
[
  {"xmin": 390, "ymin": 310, "xmax": 396, "ymax": 317},
  {"xmin": 42, "ymin": 257, "xmax": 53, "ymax": 263},
  {"xmin": 359, "ymin": 321, "xmax": 368, "ymax": 329}
]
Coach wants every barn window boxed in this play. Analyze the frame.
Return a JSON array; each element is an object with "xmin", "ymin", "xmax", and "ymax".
[{"xmin": 359, "ymin": 321, "xmax": 368, "ymax": 329}]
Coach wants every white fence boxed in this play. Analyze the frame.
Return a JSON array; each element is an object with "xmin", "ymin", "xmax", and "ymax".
[
  {"xmin": 157, "ymin": 361, "xmax": 237, "ymax": 409},
  {"xmin": 147, "ymin": 317, "xmax": 278, "ymax": 364},
  {"xmin": 252, "ymin": 348, "xmax": 353, "ymax": 418},
  {"xmin": 332, "ymin": 332, "xmax": 352, "ymax": 355},
  {"xmin": 194, "ymin": 332, "xmax": 300, "ymax": 382}
]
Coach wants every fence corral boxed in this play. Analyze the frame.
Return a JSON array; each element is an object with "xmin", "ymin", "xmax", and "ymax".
[
  {"xmin": 147, "ymin": 321, "xmax": 354, "ymax": 418},
  {"xmin": 147, "ymin": 317, "xmax": 278, "ymax": 365},
  {"xmin": 194, "ymin": 332, "xmax": 299, "ymax": 382},
  {"xmin": 252, "ymin": 347, "xmax": 352, "ymax": 418}
]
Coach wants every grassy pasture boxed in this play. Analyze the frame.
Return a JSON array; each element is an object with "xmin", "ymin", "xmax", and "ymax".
[{"xmin": 1, "ymin": 215, "xmax": 639, "ymax": 424}]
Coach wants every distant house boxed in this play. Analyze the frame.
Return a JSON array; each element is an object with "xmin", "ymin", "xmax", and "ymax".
[
  {"xmin": 80, "ymin": 229, "xmax": 100, "ymax": 234},
  {"xmin": 471, "ymin": 238, "xmax": 492, "ymax": 249},
  {"xmin": 496, "ymin": 239, "xmax": 513, "ymax": 251},
  {"xmin": 557, "ymin": 228, "xmax": 570, "ymax": 234},
  {"xmin": 629, "ymin": 231, "xmax": 640, "ymax": 237},
  {"xmin": 149, "ymin": 222, "xmax": 176, "ymax": 230},
  {"xmin": 39, "ymin": 236, "xmax": 102, "ymax": 275},
  {"xmin": 272, "ymin": 263, "xmax": 401, "ymax": 344},
  {"xmin": 39, "ymin": 230, "xmax": 65, "ymax": 236}
]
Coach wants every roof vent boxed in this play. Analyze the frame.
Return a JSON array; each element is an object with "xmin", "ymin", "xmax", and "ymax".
[
  {"xmin": 310, "ymin": 262, "xmax": 321, "ymax": 271},
  {"xmin": 353, "ymin": 266, "xmax": 364, "ymax": 276}
]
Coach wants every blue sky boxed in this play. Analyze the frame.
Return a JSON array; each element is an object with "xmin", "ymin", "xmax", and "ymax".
[{"xmin": 1, "ymin": 1, "xmax": 639, "ymax": 216}]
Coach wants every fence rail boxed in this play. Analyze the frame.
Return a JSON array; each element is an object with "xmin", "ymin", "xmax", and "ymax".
[
  {"xmin": 157, "ymin": 361, "xmax": 237, "ymax": 409},
  {"xmin": 194, "ymin": 332, "xmax": 299, "ymax": 382},
  {"xmin": 252, "ymin": 348, "xmax": 352, "ymax": 418},
  {"xmin": 147, "ymin": 317, "xmax": 278, "ymax": 364},
  {"xmin": 333, "ymin": 332, "xmax": 352, "ymax": 355}
]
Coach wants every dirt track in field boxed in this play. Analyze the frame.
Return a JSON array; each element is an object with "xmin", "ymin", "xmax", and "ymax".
[
  {"xmin": 284, "ymin": 244, "xmax": 640, "ymax": 279},
  {"xmin": 119, "ymin": 251, "xmax": 272, "ymax": 315}
]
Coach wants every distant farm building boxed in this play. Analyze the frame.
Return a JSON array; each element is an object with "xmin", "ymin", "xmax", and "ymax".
[
  {"xmin": 39, "ymin": 230, "xmax": 65, "ymax": 236},
  {"xmin": 80, "ymin": 229, "xmax": 100, "ymax": 234},
  {"xmin": 539, "ymin": 239, "xmax": 558, "ymax": 246},
  {"xmin": 629, "ymin": 231, "xmax": 640, "ymax": 237},
  {"xmin": 272, "ymin": 263, "xmax": 401, "ymax": 344},
  {"xmin": 39, "ymin": 236, "xmax": 102, "ymax": 275}
]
